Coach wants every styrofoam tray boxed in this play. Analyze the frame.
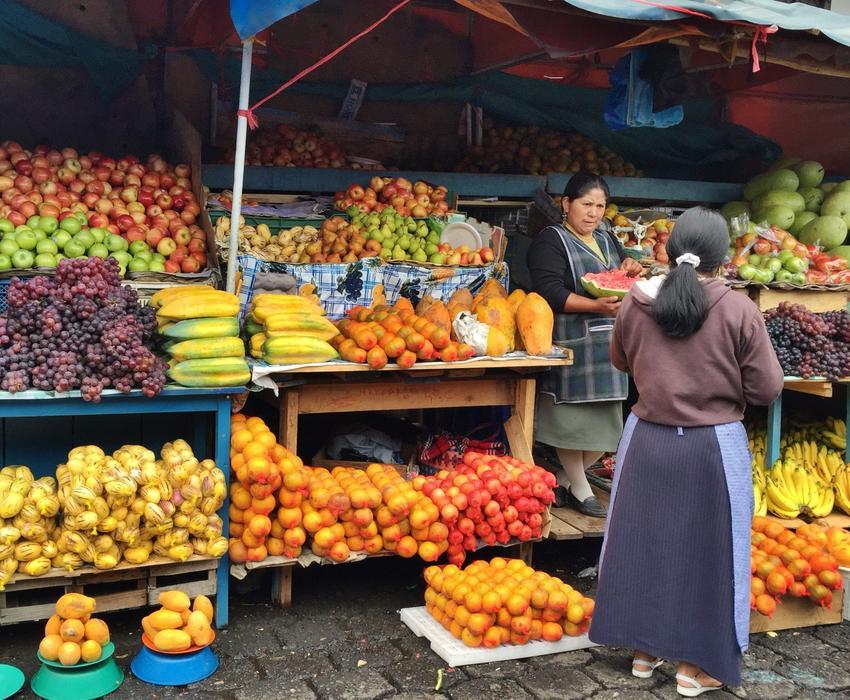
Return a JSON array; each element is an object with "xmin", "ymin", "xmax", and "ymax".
[{"xmin": 399, "ymin": 606, "xmax": 596, "ymax": 666}]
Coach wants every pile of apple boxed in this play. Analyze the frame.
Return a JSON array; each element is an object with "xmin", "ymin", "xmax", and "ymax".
[
  {"xmin": 225, "ymin": 124, "xmax": 351, "ymax": 169},
  {"xmin": 334, "ymin": 177, "xmax": 450, "ymax": 218},
  {"xmin": 456, "ymin": 119, "xmax": 642, "ymax": 177},
  {"xmin": 0, "ymin": 141, "xmax": 207, "ymax": 274},
  {"xmin": 417, "ymin": 452, "xmax": 556, "ymax": 567}
]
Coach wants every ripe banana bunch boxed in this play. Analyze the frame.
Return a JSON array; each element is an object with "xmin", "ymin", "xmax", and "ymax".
[
  {"xmin": 820, "ymin": 417, "xmax": 846, "ymax": 450},
  {"xmin": 833, "ymin": 465, "xmax": 850, "ymax": 516},
  {"xmin": 766, "ymin": 458, "xmax": 834, "ymax": 520}
]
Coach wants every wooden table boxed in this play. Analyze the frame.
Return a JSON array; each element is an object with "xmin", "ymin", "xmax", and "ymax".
[{"xmin": 259, "ymin": 354, "xmax": 572, "ymax": 607}]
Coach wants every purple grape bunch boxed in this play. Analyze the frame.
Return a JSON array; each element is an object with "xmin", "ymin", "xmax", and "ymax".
[
  {"xmin": 765, "ymin": 302, "xmax": 850, "ymax": 380},
  {"xmin": 0, "ymin": 258, "xmax": 166, "ymax": 401}
]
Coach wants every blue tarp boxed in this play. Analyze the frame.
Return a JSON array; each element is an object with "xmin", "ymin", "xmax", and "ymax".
[
  {"xmin": 229, "ymin": 0, "xmax": 320, "ymax": 41},
  {"xmin": 563, "ymin": 0, "xmax": 850, "ymax": 48}
]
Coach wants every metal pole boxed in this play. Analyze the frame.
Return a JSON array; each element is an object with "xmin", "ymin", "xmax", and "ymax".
[{"xmin": 226, "ymin": 38, "xmax": 254, "ymax": 293}]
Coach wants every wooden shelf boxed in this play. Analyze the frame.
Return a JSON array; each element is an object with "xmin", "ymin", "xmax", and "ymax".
[{"xmin": 548, "ymin": 486, "xmax": 610, "ymax": 539}]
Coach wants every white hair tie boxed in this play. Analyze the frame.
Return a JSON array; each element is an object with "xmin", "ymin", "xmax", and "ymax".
[{"xmin": 676, "ymin": 253, "xmax": 701, "ymax": 267}]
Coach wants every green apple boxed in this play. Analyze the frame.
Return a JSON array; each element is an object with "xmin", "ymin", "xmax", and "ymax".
[
  {"xmin": 152, "ymin": 253, "xmax": 165, "ymax": 264},
  {"xmin": 88, "ymin": 243, "xmax": 109, "ymax": 259},
  {"xmin": 36, "ymin": 239, "xmax": 58, "ymax": 255},
  {"xmin": 748, "ymin": 254, "xmax": 762, "ymax": 267},
  {"xmin": 52, "ymin": 230, "xmax": 71, "ymax": 249},
  {"xmin": 106, "ymin": 233, "xmax": 128, "ymax": 252},
  {"xmin": 148, "ymin": 260, "xmax": 165, "ymax": 272},
  {"xmin": 0, "ymin": 254, "xmax": 11, "ymax": 270},
  {"xmin": 774, "ymin": 269, "xmax": 793, "ymax": 283},
  {"xmin": 89, "ymin": 227, "xmax": 106, "ymax": 243},
  {"xmin": 73, "ymin": 230, "xmax": 95, "ymax": 250},
  {"xmin": 753, "ymin": 268, "xmax": 774, "ymax": 284},
  {"xmin": 34, "ymin": 230, "xmax": 46, "ymax": 242},
  {"xmin": 55, "ymin": 254, "xmax": 67, "ymax": 263},
  {"xmin": 38, "ymin": 216, "xmax": 58, "ymax": 233},
  {"xmin": 129, "ymin": 240, "xmax": 149, "ymax": 256},
  {"xmin": 15, "ymin": 230, "xmax": 36, "ymax": 251},
  {"xmin": 59, "ymin": 217, "xmax": 81, "ymax": 235},
  {"xmin": 63, "ymin": 239, "xmax": 86, "ymax": 258},
  {"xmin": 26, "ymin": 216, "xmax": 40, "ymax": 230},
  {"xmin": 766, "ymin": 258, "xmax": 783, "ymax": 274},
  {"xmin": 11, "ymin": 249, "xmax": 34, "ymax": 268},
  {"xmin": 35, "ymin": 253, "xmax": 57, "ymax": 268},
  {"xmin": 109, "ymin": 251, "xmax": 131, "ymax": 267},
  {"xmin": 0, "ymin": 238, "xmax": 18, "ymax": 256},
  {"xmin": 128, "ymin": 257, "xmax": 149, "ymax": 272},
  {"xmin": 778, "ymin": 249, "xmax": 794, "ymax": 262},
  {"xmin": 134, "ymin": 250, "xmax": 153, "ymax": 263},
  {"xmin": 737, "ymin": 263, "xmax": 757, "ymax": 280},
  {"xmin": 0, "ymin": 219, "xmax": 13, "ymax": 234},
  {"xmin": 784, "ymin": 256, "xmax": 809, "ymax": 273},
  {"xmin": 429, "ymin": 252, "xmax": 446, "ymax": 265},
  {"xmin": 791, "ymin": 272, "xmax": 807, "ymax": 285}
]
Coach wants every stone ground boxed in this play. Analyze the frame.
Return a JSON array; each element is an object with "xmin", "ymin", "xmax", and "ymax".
[{"xmin": 2, "ymin": 539, "xmax": 848, "ymax": 699}]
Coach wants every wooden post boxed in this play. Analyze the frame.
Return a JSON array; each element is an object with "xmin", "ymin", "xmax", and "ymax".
[
  {"xmin": 273, "ymin": 567, "xmax": 294, "ymax": 609},
  {"xmin": 279, "ymin": 390, "xmax": 299, "ymax": 453},
  {"xmin": 512, "ymin": 378, "xmax": 536, "ymax": 453}
]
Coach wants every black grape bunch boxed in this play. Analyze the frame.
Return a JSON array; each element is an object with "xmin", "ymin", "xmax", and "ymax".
[{"xmin": 0, "ymin": 258, "xmax": 166, "ymax": 401}]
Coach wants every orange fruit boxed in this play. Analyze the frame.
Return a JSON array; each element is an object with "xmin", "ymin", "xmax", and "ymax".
[
  {"xmin": 242, "ymin": 442, "xmax": 268, "ymax": 460},
  {"xmin": 542, "ymin": 621, "xmax": 563, "ymax": 642},
  {"xmin": 467, "ymin": 612, "xmax": 493, "ymax": 636},
  {"xmin": 566, "ymin": 603, "xmax": 585, "ymax": 625},
  {"xmin": 755, "ymin": 593, "xmax": 776, "ymax": 617},
  {"xmin": 60, "ymin": 619, "xmax": 85, "ymax": 643},
  {"xmin": 39, "ymin": 635, "xmax": 64, "ymax": 661}
]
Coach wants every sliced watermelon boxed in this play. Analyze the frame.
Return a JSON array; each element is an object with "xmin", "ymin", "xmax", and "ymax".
[{"xmin": 580, "ymin": 270, "xmax": 637, "ymax": 299}]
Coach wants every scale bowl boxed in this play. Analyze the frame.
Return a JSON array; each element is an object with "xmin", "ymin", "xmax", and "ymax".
[
  {"xmin": 0, "ymin": 664, "xmax": 25, "ymax": 700},
  {"xmin": 130, "ymin": 644, "xmax": 218, "ymax": 686},
  {"xmin": 30, "ymin": 654, "xmax": 123, "ymax": 700}
]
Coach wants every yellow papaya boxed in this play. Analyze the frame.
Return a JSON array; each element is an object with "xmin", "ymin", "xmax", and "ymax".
[
  {"xmin": 185, "ymin": 609, "xmax": 212, "ymax": 646},
  {"xmin": 150, "ymin": 285, "xmax": 225, "ymax": 309},
  {"xmin": 263, "ymin": 314, "xmax": 338, "ymax": 341},
  {"xmin": 56, "ymin": 593, "xmax": 96, "ymax": 620},
  {"xmin": 167, "ymin": 358, "xmax": 251, "ymax": 387},
  {"xmin": 416, "ymin": 296, "xmax": 451, "ymax": 334},
  {"xmin": 158, "ymin": 295, "xmax": 239, "ymax": 321},
  {"xmin": 476, "ymin": 297, "xmax": 515, "ymax": 352},
  {"xmin": 193, "ymin": 595, "xmax": 214, "ymax": 624},
  {"xmin": 159, "ymin": 590, "xmax": 191, "ymax": 613},
  {"xmin": 153, "ymin": 629, "xmax": 192, "ymax": 652},
  {"xmin": 163, "ymin": 317, "xmax": 240, "ymax": 340},
  {"xmin": 516, "ymin": 292, "xmax": 554, "ymax": 355},
  {"xmin": 148, "ymin": 608, "xmax": 184, "ymax": 631},
  {"xmin": 263, "ymin": 337, "xmax": 338, "ymax": 365},
  {"xmin": 166, "ymin": 336, "xmax": 246, "ymax": 362}
]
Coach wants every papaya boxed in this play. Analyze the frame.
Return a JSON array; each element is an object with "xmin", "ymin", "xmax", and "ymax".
[
  {"xmin": 193, "ymin": 594, "xmax": 214, "ymax": 624},
  {"xmin": 158, "ymin": 295, "xmax": 239, "ymax": 321},
  {"xmin": 141, "ymin": 615, "xmax": 158, "ymax": 641},
  {"xmin": 81, "ymin": 639, "xmax": 102, "ymax": 663},
  {"xmin": 244, "ymin": 317, "xmax": 264, "ymax": 337},
  {"xmin": 263, "ymin": 313, "xmax": 339, "ymax": 341},
  {"xmin": 185, "ymin": 609, "xmax": 213, "ymax": 647},
  {"xmin": 516, "ymin": 292, "xmax": 553, "ymax": 355},
  {"xmin": 485, "ymin": 327, "xmax": 510, "ymax": 357},
  {"xmin": 472, "ymin": 279, "xmax": 507, "ymax": 311},
  {"xmin": 149, "ymin": 285, "xmax": 224, "ymax": 309},
  {"xmin": 56, "ymin": 593, "xmax": 96, "ymax": 620},
  {"xmin": 507, "ymin": 289, "xmax": 528, "ymax": 349},
  {"xmin": 168, "ymin": 358, "xmax": 251, "ymax": 387},
  {"xmin": 449, "ymin": 288, "xmax": 473, "ymax": 309},
  {"xmin": 163, "ymin": 317, "xmax": 240, "ymax": 340},
  {"xmin": 153, "ymin": 629, "xmax": 192, "ymax": 652},
  {"xmin": 148, "ymin": 608, "xmax": 184, "ymax": 631},
  {"xmin": 159, "ymin": 590, "xmax": 191, "ymax": 613},
  {"xmin": 39, "ymin": 634, "xmax": 63, "ymax": 661},
  {"xmin": 249, "ymin": 333, "xmax": 267, "ymax": 358},
  {"xmin": 84, "ymin": 618, "xmax": 110, "ymax": 646},
  {"xmin": 167, "ymin": 336, "xmax": 246, "ymax": 362},
  {"xmin": 58, "ymin": 641, "xmax": 82, "ymax": 666},
  {"xmin": 60, "ymin": 619, "xmax": 85, "ymax": 642},
  {"xmin": 263, "ymin": 337, "xmax": 338, "ymax": 365},
  {"xmin": 476, "ymin": 297, "xmax": 515, "ymax": 352},
  {"xmin": 417, "ymin": 295, "xmax": 451, "ymax": 334}
]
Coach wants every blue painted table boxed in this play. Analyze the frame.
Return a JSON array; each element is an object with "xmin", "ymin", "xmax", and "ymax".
[{"xmin": 0, "ymin": 386, "xmax": 238, "ymax": 627}]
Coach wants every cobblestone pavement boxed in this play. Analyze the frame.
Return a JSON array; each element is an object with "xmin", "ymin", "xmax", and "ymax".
[{"xmin": 1, "ymin": 540, "xmax": 848, "ymax": 699}]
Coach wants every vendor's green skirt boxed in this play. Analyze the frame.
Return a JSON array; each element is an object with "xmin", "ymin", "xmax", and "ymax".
[{"xmin": 535, "ymin": 393, "xmax": 623, "ymax": 452}]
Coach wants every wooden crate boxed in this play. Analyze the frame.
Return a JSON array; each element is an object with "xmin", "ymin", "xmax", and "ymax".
[
  {"xmin": 750, "ymin": 589, "xmax": 844, "ymax": 633},
  {"xmin": 748, "ymin": 287, "xmax": 849, "ymax": 312},
  {"xmin": 0, "ymin": 556, "xmax": 218, "ymax": 626}
]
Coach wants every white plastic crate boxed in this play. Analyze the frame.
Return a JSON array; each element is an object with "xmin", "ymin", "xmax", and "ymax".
[{"xmin": 399, "ymin": 606, "xmax": 596, "ymax": 667}]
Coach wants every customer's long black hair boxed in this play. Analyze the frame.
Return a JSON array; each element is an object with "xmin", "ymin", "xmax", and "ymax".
[{"xmin": 654, "ymin": 207, "xmax": 729, "ymax": 338}]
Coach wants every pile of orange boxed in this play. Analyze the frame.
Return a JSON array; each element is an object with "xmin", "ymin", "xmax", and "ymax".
[
  {"xmin": 229, "ymin": 413, "xmax": 308, "ymax": 563},
  {"xmin": 750, "ymin": 516, "xmax": 843, "ymax": 617},
  {"xmin": 423, "ymin": 558, "xmax": 594, "ymax": 648},
  {"xmin": 39, "ymin": 594, "xmax": 109, "ymax": 666}
]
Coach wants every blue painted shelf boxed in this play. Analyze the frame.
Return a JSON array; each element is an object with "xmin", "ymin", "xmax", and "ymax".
[
  {"xmin": 0, "ymin": 387, "xmax": 239, "ymax": 627},
  {"xmin": 202, "ymin": 164, "xmax": 744, "ymax": 204}
]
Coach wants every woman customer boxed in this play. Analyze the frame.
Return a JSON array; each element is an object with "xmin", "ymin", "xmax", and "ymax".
[
  {"xmin": 589, "ymin": 207, "xmax": 784, "ymax": 695},
  {"xmin": 527, "ymin": 173, "xmax": 643, "ymax": 517}
]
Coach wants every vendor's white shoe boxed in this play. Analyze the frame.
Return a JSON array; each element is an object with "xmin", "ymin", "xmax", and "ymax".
[
  {"xmin": 676, "ymin": 672, "xmax": 725, "ymax": 697},
  {"xmin": 631, "ymin": 657, "xmax": 664, "ymax": 678}
]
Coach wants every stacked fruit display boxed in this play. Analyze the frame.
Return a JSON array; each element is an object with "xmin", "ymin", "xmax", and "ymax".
[
  {"xmin": 38, "ymin": 594, "xmax": 110, "ymax": 666},
  {"xmin": 605, "ymin": 208, "xmax": 674, "ymax": 262},
  {"xmin": 456, "ymin": 119, "xmax": 641, "ymax": 177},
  {"xmin": 424, "ymin": 558, "xmax": 595, "ymax": 648},
  {"xmin": 764, "ymin": 303, "xmax": 850, "ymax": 379},
  {"xmin": 152, "ymin": 286, "xmax": 250, "ymax": 388},
  {"xmin": 334, "ymin": 177, "xmax": 450, "ymax": 218},
  {"xmin": 419, "ymin": 452, "xmax": 555, "ymax": 567},
  {"xmin": 723, "ymin": 158, "xmax": 850, "ymax": 255},
  {"xmin": 225, "ymin": 124, "xmax": 350, "ymax": 169},
  {"xmin": 0, "ymin": 258, "xmax": 166, "ymax": 400},
  {"xmin": 228, "ymin": 413, "xmax": 309, "ymax": 563},
  {"xmin": 244, "ymin": 292, "xmax": 339, "ymax": 365},
  {"xmin": 0, "ymin": 142, "xmax": 207, "ymax": 273},
  {"xmin": 213, "ymin": 216, "xmax": 320, "ymax": 262},
  {"xmin": 750, "ymin": 518, "xmax": 843, "ymax": 617},
  {"xmin": 141, "ymin": 591, "xmax": 215, "ymax": 652}
]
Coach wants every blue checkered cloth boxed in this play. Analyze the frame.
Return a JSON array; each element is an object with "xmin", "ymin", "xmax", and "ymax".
[{"xmin": 237, "ymin": 254, "xmax": 509, "ymax": 320}]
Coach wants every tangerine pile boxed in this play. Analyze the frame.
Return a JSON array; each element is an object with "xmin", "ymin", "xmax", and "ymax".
[
  {"xmin": 39, "ymin": 593, "xmax": 109, "ymax": 666},
  {"xmin": 750, "ymin": 516, "xmax": 843, "ymax": 617},
  {"xmin": 423, "ymin": 558, "xmax": 594, "ymax": 648}
]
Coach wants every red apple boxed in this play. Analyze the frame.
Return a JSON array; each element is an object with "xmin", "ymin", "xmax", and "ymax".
[
  {"xmin": 109, "ymin": 169, "xmax": 125, "ymax": 186},
  {"xmin": 82, "ymin": 192, "xmax": 100, "ymax": 208},
  {"xmin": 94, "ymin": 166, "xmax": 111, "ymax": 182},
  {"xmin": 173, "ymin": 227, "xmax": 191, "ymax": 246},
  {"xmin": 190, "ymin": 251, "xmax": 207, "ymax": 268},
  {"xmin": 126, "ymin": 227, "xmax": 146, "ymax": 243},
  {"xmin": 116, "ymin": 213, "xmax": 135, "ymax": 232},
  {"xmin": 120, "ymin": 186, "xmax": 138, "ymax": 204},
  {"xmin": 181, "ymin": 256, "xmax": 201, "ymax": 273},
  {"xmin": 85, "ymin": 181, "xmax": 105, "ymax": 196},
  {"xmin": 155, "ymin": 193, "xmax": 172, "ymax": 210},
  {"xmin": 179, "ymin": 210, "xmax": 196, "ymax": 225},
  {"xmin": 124, "ymin": 174, "xmax": 141, "ymax": 187},
  {"xmin": 160, "ymin": 173, "xmax": 176, "ymax": 189},
  {"xmin": 14, "ymin": 175, "xmax": 33, "ymax": 193},
  {"xmin": 164, "ymin": 260, "xmax": 181, "ymax": 273},
  {"xmin": 188, "ymin": 238, "xmax": 207, "ymax": 254},
  {"xmin": 60, "ymin": 147, "xmax": 78, "ymax": 160},
  {"xmin": 7, "ymin": 210, "xmax": 25, "ymax": 226},
  {"xmin": 88, "ymin": 212, "xmax": 109, "ymax": 228},
  {"xmin": 39, "ymin": 181, "xmax": 58, "ymax": 196},
  {"xmin": 126, "ymin": 201, "xmax": 145, "ymax": 214},
  {"xmin": 78, "ymin": 171, "xmax": 95, "ymax": 184},
  {"xmin": 174, "ymin": 164, "xmax": 191, "ymax": 178},
  {"xmin": 46, "ymin": 150, "xmax": 63, "ymax": 166},
  {"xmin": 142, "ymin": 172, "xmax": 160, "ymax": 188},
  {"xmin": 130, "ymin": 211, "xmax": 146, "ymax": 225},
  {"xmin": 31, "ymin": 167, "xmax": 50, "ymax": 184},
  {"xmin": 157, "ymin": 237, "xmax": 177, "ymax": 256},
  {"xmin": 146, "ymin": 228, "xmax": 164, "ymax": 247}
]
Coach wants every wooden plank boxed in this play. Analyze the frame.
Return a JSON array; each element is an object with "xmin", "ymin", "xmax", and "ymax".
[
  {"xmin": 275, "ymin": 567, "xmax": 294, "ymax": 609},
  {"xmin": 270, "ymin": 356, "xmax": 572, "ymax": 376},
  {"xmin": 513, "ymin": 378, "xmax": 536, "ymax": 452},
  {"xmin": 784, "ymin": 380, "xmax": 833, "ymax": 398},
  {"xmin": 752, "ymin": 288, "xmax": 848, "ymax": 313},
  {"xmin": 295, "ymin": 378, "xmax": 515, "ymax": 414},
  {"xmin": 279, "ymin": 390, "xmax": 299, "ymax": 453},
  {"xmin": 504, "ymin": 415, "xmax": 534, "ymax": 465},
  {"xmin": 548, "ymin": 487, "xmax": 610, "ymax": 538},
  {"xmin": 750, "ymin": 589, "xmax": 844, "ymax": 633},
  {"xmin": 546, "ymin": 514, "xmax": 584, "ymax": 540},
  {"xmin": 7, "ymin": 555, "xmax": 218, "ymax": 586},
  {"xmin": 765, "ymin": 510, "xmax": 850, "ymax": 531}
]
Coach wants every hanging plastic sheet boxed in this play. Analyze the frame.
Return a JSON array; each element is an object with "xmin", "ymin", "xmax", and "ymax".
[{"xmin": 604, "ymin": 48, "xmax": 684, "ymax": 130}]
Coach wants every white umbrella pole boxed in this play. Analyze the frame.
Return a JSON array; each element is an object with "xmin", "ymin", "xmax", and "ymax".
[{"xmin": 226, "ymin": 38, "xmax": 255, "ymax": 293}]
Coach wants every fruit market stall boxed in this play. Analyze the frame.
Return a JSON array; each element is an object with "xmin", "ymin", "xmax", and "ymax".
[{"xmin": 0, "ymin": 386, "xmax": 235, "ymax": 627}]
